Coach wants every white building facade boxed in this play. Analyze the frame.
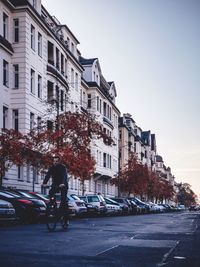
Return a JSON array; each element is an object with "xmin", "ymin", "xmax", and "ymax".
[{"xmin": 0, "ymin": 0, "xmax": 83, "ymax": 191}]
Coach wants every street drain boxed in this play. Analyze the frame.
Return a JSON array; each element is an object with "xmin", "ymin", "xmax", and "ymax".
[{"xmin": 173, "ymin": 256, "xmax": 186, "ymax": 260}]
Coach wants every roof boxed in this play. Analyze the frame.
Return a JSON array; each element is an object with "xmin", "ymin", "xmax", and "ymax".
[
  {"xmin": 79, "ymin": 56, "xmax": 97, "ymax": 65},
  {"xmin": 86, "ymin": 81, "xmax": 120, "ymax": 114},
  {"xmin": 156, "ymin": 155, "xmax": 164, "ymax": 162},
  {"xmin": 141, "ymin": 131, "xmax": 151, "ymax": 146}
]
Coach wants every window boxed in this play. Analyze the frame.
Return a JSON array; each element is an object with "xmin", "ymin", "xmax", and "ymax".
[
  {"xmin": 61, "ymin": 54, "xmax": 64, "ymax": 74},
  {"xmin": 27, "ymin": 165, "xmax": 30, "ymax": 182},
  {"xmin": 56, "ymin": 48, "xmax": 59, "ymax": 69},
  {"xmin": 97, "ymin": 96, "xmax": 99, "ymax": 111},
  {"xmin": 103, "ymin": 102, "xmax": 106, "ymax": 116},
  {"xmin": 31, "ymin": 25, "xmax": 35, "ymax": 50},
  {"xmin": 30, "ymin": 112, "xmax": 34, "ymax": 130},
  {"xmin": 12, "ymin": 109, "xmax": 19, "ymax": 131},
  {"xmin": 37, "ymin": 75, "xmax": 42, "ymax": 98},
  {"xmin": 3, "ymin": 106, "xmax": 8, "ymax": 129},
  {"xmin": 71, "ymin": 42, "xmax": 74, "ymax": 54},
  {"xmin": 38, "ymin": 32, "xmax": 42, "ymax": 56},
  {"xmin": 32, "ymin": 0, "xmax": 36, "ymax": 8},
  {"xmin": 30, "ymin": 69, "xmax": 35, "ymax": 94},
  {"xmin": 3, "ymin": 13, "xmax": 8, "ymax": 39},
  {"xmin": 13, "ymin": 19, "xmax": 19, "ymax": 42},
  {"xmin": 71, "ymin": 68, "xmax": 74, "ymax": 86},
  {"xmin": 47, "ymin": 120, "xmax": 53, "ymax": 131},
  {"xmin": 33, "ymin": 167, "xmax": 38, "ymax": 184},
  {"xmin": 37, "ymin": 116, "xmax": 41, "ymax": 131},
  {"xmin": 3, "ymin": 60, "xmax": 9, "ymax": 87},
  {"xmin": 60, "ymin": 90, "xmax": 64, "ymax": 111},
  {"xmin": 103, "ymin": 153, "xmax": 106, "ymax": 167},
  {"xmin": 75, "ymin": 73, "xmax": 78, "ymax": 90},
  {"xmin": 87, "ymin": 94, "xmax": 91, "ymax": 108},
  {"xmin": 17, "ymin": 166, "xmax": 23, "ymax": 180},
  {"xmin": 56, "ymin": 85, "xmax": 59, "ymax": 110},
  {"xmin": 13, "ymin": 64, "xmax": 19, "ymax": 89},
  {"xmin": 100, "ymin": 99, "xmax": 102, "ymax": 113}
]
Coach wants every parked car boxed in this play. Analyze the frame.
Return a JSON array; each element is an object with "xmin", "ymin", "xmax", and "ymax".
[
  {"xmin": 104, "ymin": 197, "xmax": 122, "ymax": 215},
  {"xmin": 148, "ymin": 202, "xmax": 162, "ymax": 213},
  {"xmin": 0, "ymin": 190, "xmax": 45, "ymax": 222},
  {"xmin": 28, "ymin": 192, "xmax": 50, "ymax": 205},
  {"xmin": 79, "ymin": 195, "xmax": 107, "ymax": 215},
  {"xmin": 76, "ymin": 196, "xmax": 98, "ymax": 216},
  {"xmin": 5, "ymin": 189, "xmax": 47, "ymax": 216},
  {"xmin": 0, "ymin": 199, "xmax": 16, "ymax": 222},
  {"xmin": 68, "ymin": 195, "xmax": 87, "ymax": 216},
  {"xmin": 110, "ymin": 197, "xmax": 131, "ymax": 215},
  {"xmin": 128, "ymin": 197, "xmax": 150, "ymax": 213}
]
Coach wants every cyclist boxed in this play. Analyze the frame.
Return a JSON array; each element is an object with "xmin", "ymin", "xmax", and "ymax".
[{"xmin": 42, "ymin": 156, "xmax": 69, "ymax": 217}]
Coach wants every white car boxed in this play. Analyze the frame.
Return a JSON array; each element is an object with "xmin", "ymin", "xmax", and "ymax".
[
  {"xmin": 148, "ymin": 202, "xmax": 161, "ymax": 213},
  {"xmin": 68, "ymin": 195, "xmax": 87, "ymax": 216},
  {"xmin": 79, "ymin": 195, "xmax": 107, "ymax": 214}
]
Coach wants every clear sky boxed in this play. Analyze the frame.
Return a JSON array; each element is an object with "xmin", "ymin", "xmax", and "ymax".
[{"xmin": 42, "ymin": 0, "xmax": 200, "ymax": 197}]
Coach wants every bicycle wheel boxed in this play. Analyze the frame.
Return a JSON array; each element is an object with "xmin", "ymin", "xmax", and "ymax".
[{"xmin": 46, "ymin": 205, "xmax": 57, "ymax": 232}]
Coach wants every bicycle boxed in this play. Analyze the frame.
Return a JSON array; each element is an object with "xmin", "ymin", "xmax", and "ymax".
[{"xmin": 45, "ymin": 191, "xmax": 70, "ymax": 232}]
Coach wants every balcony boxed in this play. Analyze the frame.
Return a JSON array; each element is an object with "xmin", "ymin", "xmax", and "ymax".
[
  {"xmin": 47, "ymin": 64, "xmax": 69, "ymax": 89},
  {"xmin": 103, "ymin": 117, "xmax": 114, "ymax": 129}
]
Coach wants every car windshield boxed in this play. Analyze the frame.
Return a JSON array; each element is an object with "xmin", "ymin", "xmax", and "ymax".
[
  {"xmin": 0, "ymin": 191, "xmax": 15, "ymax": 198},
  {"xmin": 87, "ymin": 196, "xmax": 99, "ymax": 202},
  {"xmin": 19, "ymin": 191, "xmax": 35, "ymax": 198},
  {"xmin": 114, "ymin": 199, "xmax": 123, "ymax": 203},
  {"xmin": 70, "ymin": 195, "xmax": 81, "ymax": 200}
]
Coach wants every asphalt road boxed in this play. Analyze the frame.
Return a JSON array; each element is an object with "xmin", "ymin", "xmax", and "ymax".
[{"xmin": 0, "ymin": 211, "xmax": 199, "ymax": 267}]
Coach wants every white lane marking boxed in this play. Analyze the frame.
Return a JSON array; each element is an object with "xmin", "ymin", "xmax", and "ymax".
[
  {"xmin": 174, "ymin": 256, "xmax": 186, "ymax": 259},
  {"xmin": 96, "ymin": 245, "xmax": 119, "ymax": 256},
  {"xmin": 157, "ymin": 241, "xmax": 180, "ymax": 267}
]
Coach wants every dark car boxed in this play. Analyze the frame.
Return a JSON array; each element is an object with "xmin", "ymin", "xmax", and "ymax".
[
  {"xmin": 29, "ymin": 192, "xmax": 76, "ymax": 216},
  {"xmin": 28, "ymin": 191, "xmax": 50, "ymax": 205},
  {"xmin": 5, "ymin": 189, "xmax": 47, "ymax": 216},
  {"xmin": 0, "ymin": 199, "xmax": 16, "ymax": 222},
  {"xmin": 0, "ymin": 190, "xmax": 46, "ymax": 222},
  {"xmin": 128, "ymin": 197, "xmax": 150, "ymax": 213},
  {"xmin": 111, "ymin": 197, "xmax": 131, "ymax": 215}
]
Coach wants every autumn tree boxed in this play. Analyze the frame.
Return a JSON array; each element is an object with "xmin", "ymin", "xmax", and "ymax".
[
  {"xmin": 24, "ymin": 111, "xmax": 113, "ymax": 192},
  {"xmin": 0, "ymin": 129, "xmax": 26, "ymax": 187},
  {"xmin": 0, "ymin": 110, "xmax": 113, "ymax": 191},
  {"xmin": 112, "ymin": 152, "xmax": 148, "ymax": 197},
  {"xmin": 177, "ymin": 183, "xmax": 196, "ymax": 207}
]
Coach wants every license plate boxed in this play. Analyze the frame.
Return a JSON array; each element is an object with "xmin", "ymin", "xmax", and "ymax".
[{"xmin": 6, "ymin": 210, "xmax": 15, "ymax": 214}]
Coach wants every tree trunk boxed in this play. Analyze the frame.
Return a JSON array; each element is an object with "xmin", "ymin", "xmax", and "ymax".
[{"xmin": 81, "ymin": 180, "xmax": 85, "ymax": 196}]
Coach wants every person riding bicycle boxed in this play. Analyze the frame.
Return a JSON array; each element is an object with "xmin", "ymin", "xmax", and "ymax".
[{"xmin": 42, "ymin": 156, "xmax": 69, "ymax": 216}]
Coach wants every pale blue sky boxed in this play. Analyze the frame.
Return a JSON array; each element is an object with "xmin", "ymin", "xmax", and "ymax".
[{"xmin": 42, "ymin": 0, "xmax": 200, "ymax": 197}]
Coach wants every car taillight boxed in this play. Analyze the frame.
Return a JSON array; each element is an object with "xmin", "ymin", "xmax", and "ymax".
[{"xmin": 18, "ymin": 199, "xmax": 33, "ymax": 205}]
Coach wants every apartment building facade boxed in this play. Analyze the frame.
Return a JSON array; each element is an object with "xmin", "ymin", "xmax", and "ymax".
[
  {"xmin": 75, "ymin": 57, "xmax": 120, "ymax": 197},
  {"xmin": 0, "ymin": 0, "xmax": 120, "ymax": 197},
  {"xmin": 118, "ymin": 113, "xmax": 157, "ymax": 171},
  {"xmin": 0, "ymin": 0, "xmax": 84, "ymax": 191}
]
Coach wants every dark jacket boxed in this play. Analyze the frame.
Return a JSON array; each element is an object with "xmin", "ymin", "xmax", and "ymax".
[{"xmin": 43, "ymin": 164, "xmax": 68, "ymax": 187}]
